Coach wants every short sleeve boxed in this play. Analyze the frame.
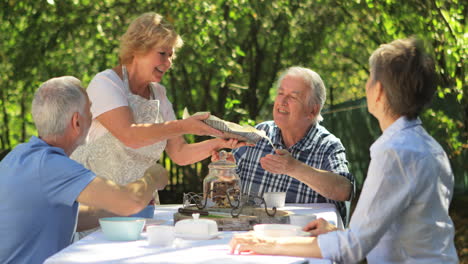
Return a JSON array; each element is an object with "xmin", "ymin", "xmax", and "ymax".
[
  {"xmin": 87, "ymin": 70, "xmax": 128, "ymax": 118},
  {"xmin": 40, "ymin": 150, "xmax": 95, "ymax": 206}
]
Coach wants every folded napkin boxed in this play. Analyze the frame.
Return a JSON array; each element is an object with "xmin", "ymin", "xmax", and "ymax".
[{"xmin": 183, "ymin": 108, "xmax": 268, "ymax": 144}]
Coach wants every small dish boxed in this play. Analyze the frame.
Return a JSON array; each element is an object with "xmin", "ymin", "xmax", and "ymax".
[
  {"xmin": 174, "ymin": 232, "xmax": 221, "ymax": 240},
  {"xmin": 99, "ymin": 217, "xmax": 146, "ymax": 241}
]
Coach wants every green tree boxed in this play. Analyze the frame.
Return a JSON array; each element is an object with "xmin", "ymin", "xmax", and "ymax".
[{"xmin": 0, "ymin": 0, "xmax": 466, "ymax": 195}]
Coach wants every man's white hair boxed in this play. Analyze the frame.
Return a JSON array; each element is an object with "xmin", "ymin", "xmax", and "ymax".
[
  {"xmin": 32, "ymin": 76, "xmax": 87, "ymax": 137},
  {"xmin": 277, "ymin": 66, "xmax": 327, "ymax": 123}
]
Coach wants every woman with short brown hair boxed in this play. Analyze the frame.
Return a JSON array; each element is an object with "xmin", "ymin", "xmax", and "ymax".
[{"xmin": 229, "ymin": 38, "xmax": 458, "ymax": 263}]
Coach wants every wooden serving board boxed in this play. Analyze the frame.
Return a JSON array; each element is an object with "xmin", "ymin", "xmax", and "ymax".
[{"xmin": 174, "ymin": 206, "xmax": 292, "ymax": 231}]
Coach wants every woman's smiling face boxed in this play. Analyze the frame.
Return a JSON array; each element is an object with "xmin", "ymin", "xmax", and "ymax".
[{"xmin": 133, "ymin": 46, "xmax": 174, "ymax": 83}]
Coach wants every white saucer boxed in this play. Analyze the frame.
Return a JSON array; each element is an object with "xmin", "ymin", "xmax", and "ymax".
[{"xmin": 175, "ymin": 232, "xmax": 221, "ymax": 240}]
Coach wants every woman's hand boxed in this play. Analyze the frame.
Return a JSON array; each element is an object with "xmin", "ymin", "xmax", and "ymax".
[
  {"xmin": 304, "ymin": 218, "xmax": 338, "ymax": 236},
  {"xmin": 210, "ymin": 138, "xmax": 254, "ymax": 161},
  {"xmin": 229, "ymin": 232, "xmax": 278, "ymax": 255},
  {"xmin": 229, "ymin": 231, "xmax": 322, "ymax": 258},
  {"xmin": 210, "ymin": 137, "xmax": 255, "ymax": 160},
  {"xmin": 218, "ymin": 138, "xmax": 251, "ymax": 150},
  {"xmin": 181, "ymin": 113, "xmax": 224, "ymax": 136},
  {"xmin": 260, "ymin": 149, "xmax": 299, "ymax": 175}
]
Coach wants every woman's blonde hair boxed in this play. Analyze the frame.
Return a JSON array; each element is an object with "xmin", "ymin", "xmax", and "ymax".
[{"xmin": 119, "ymin": 12, "xmax": 183, "ymax": 64}]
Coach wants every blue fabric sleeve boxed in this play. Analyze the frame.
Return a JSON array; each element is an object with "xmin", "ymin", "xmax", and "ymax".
[
  {"xmin": 39, "ymin": 150, "xmax": 96, "ymax": 207},
  {"xmin": 318, "ymin": 148, "xmax": 414, "ymax": 263}
]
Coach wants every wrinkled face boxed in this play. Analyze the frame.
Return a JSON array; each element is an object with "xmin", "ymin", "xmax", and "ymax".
[
  {"xmin": 273, "ymin": 76, "xmax": 315, "ymax": 131},
  {"xmin": 134, "ymin": 46, "xmax": 174, "ymax": 83}
]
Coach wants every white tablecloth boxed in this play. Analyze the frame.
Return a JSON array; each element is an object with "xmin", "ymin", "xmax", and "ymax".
[{"xmin": 45, "ymin": 203, "xmax": 341, "ymax": 264}]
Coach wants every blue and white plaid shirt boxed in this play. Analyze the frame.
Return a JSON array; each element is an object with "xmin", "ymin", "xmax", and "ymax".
[{"xmin": 233, "ymin": 121, "xmax": 354, "ymax": 220}]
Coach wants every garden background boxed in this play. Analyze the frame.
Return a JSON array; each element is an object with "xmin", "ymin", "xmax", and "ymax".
[{"xmin": 1, "ymin": 0, "xmax": 466, "ymax": 261}]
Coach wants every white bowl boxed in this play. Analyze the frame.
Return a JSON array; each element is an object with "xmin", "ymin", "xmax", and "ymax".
[
  {"xmin": 99, "ymin": 217, "xmax": 146, "ymax": 241},
  {"xmin": 254, "ymin": 224, "xmax": 305, "ymax": 237}
]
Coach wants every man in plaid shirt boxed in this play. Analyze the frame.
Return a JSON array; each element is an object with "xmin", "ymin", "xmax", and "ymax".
[{"xmin": 232, "ymin": 67, "xmax": 354, "ymax": 221}]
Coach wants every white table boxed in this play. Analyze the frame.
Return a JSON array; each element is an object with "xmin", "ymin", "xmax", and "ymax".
[{"xmin": 45, "ymin": 203, "xmax": 342, "ymax": 264}]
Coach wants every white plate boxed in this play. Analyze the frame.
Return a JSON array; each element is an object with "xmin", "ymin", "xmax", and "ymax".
[{"xmin": 175, "ymin": 232, "xmax": 221, "ymax": 240}]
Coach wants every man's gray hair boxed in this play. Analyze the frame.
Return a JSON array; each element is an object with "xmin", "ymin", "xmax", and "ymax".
[
  {"xmin": 32, "ymin": 76, "xmax": 87, "ymax": 137},
  {"xmin": 277, "ymin": 66, "xmax": 326, "ymax": 123}
]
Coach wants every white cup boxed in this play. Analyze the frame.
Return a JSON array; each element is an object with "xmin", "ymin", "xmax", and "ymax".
[
  {"xmin": 263, "ymin": 192, "xmax": 286, "ymax": 208},
  {"xmin": 147, "ymin": 226, "xmax": 175, "ymax": 247},
  {"xmin": 289, "ymin": 214, "xmax": 317, "ymax": 227}
]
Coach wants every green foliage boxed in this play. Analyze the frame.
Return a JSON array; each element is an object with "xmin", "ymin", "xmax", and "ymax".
[{"xmin": 0, "ymin": 0, "xmax": 466, "ymax": 194}]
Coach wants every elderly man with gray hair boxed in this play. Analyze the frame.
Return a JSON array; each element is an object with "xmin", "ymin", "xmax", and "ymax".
[
  {"xmin": 0, "ymin": 76, "xmax": 166, "ymax": 264},
  {"xmin": 230, "ymin": 39, "xmax": 458, "ymax": 264},
  {"xmin": 230, "ymin": 66, "xmax": 354, "ymax": 221}
]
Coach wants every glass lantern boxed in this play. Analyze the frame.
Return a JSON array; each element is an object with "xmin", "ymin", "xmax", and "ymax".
[{"xmin": 203, "ymin": 150, "xmax": 241, "ymax": 208}]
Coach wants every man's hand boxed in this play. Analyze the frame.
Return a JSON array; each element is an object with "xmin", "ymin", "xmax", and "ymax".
[
  {"xmin": 211, "ymin": 149, "xmax": 236, "ymax": 162},
  {"xmin": 260, "ymin": 149, "xmax": 299, "ymax": 174},
  {"xmin": 144, "ymin": 163, "xmax": 168, "ymax": 190},
  {"xmin": 304, "ymin": 218, "xmax": 338, "ymax": 236}
]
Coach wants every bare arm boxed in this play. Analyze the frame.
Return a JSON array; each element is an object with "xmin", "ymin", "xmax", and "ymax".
[
  {"xmin": 77, "ymin": 205, "xmax": 117, "ymax": 232},
  {"xmin": 260, "ymin": 149, "xmax": 351, "ymax": 201},
  {"xmin": 76, "ymin": 164, "xmax": 168, "ymax": 231},
  {"xmin": 165, "ymin": 136, "xmax": 248, "ymax": 165},
  {"xmin": 229, "ymin": 232, "xmax": 323, "ymax": 258},
  {"xmin": 96, "ymin": 106, "xmax": 222, "ymax": 149},
  {"xmin": 76, "ymin": 166, "xmax": 159, "ymax": 216}
]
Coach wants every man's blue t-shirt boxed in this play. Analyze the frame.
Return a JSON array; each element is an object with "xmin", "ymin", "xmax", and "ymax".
[{"xmin": 0, "ymin": 136, "xmax": 95, "ymax": 264}]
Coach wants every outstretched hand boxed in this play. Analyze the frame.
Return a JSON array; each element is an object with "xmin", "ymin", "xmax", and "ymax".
[
  {"xmin": 182, "ymin": 113, "xmax": 224, "ymax": 137},
  {"xmin": 210, "ymin": 138, "xmax": 255, "ymax": 162},
  {"xmin": 303, "ymin": 218, "xmax": 338, "ymax": 236},
  {"xmin": 143, "ymin": 163, "xmax": 169, "ymax": 190},
  {"xmin": 218, "ymin": 138, "xmax": 252, "ymax": 150},
  {"xmin": 260, "ymin": 149, "xmax": 298, "ymax": 175}
]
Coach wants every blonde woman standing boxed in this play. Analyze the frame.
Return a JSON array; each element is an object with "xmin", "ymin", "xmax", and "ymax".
[{"xmin": 72, "ymin": 13, "xmax": 244, "ymax": 229}]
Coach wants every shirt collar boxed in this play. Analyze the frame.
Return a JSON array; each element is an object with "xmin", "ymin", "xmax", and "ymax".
[
  {"xmin": 272, "ymin": 123, "xmax": 319, "ymax": 151},
  {"xmin": 29, "ymin": 135, "xmax": 67, "ymax": 155},
  {"xmin": 270, "ymin": 124, "xmax": 283, "ymax": 148},
  {"xmin": 370, "ymin": 116, "xmax": 422, "ymax": 155},
  {"xmin": 29, "ymin": 135, "xmax": 44, "ymax": 144}
]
